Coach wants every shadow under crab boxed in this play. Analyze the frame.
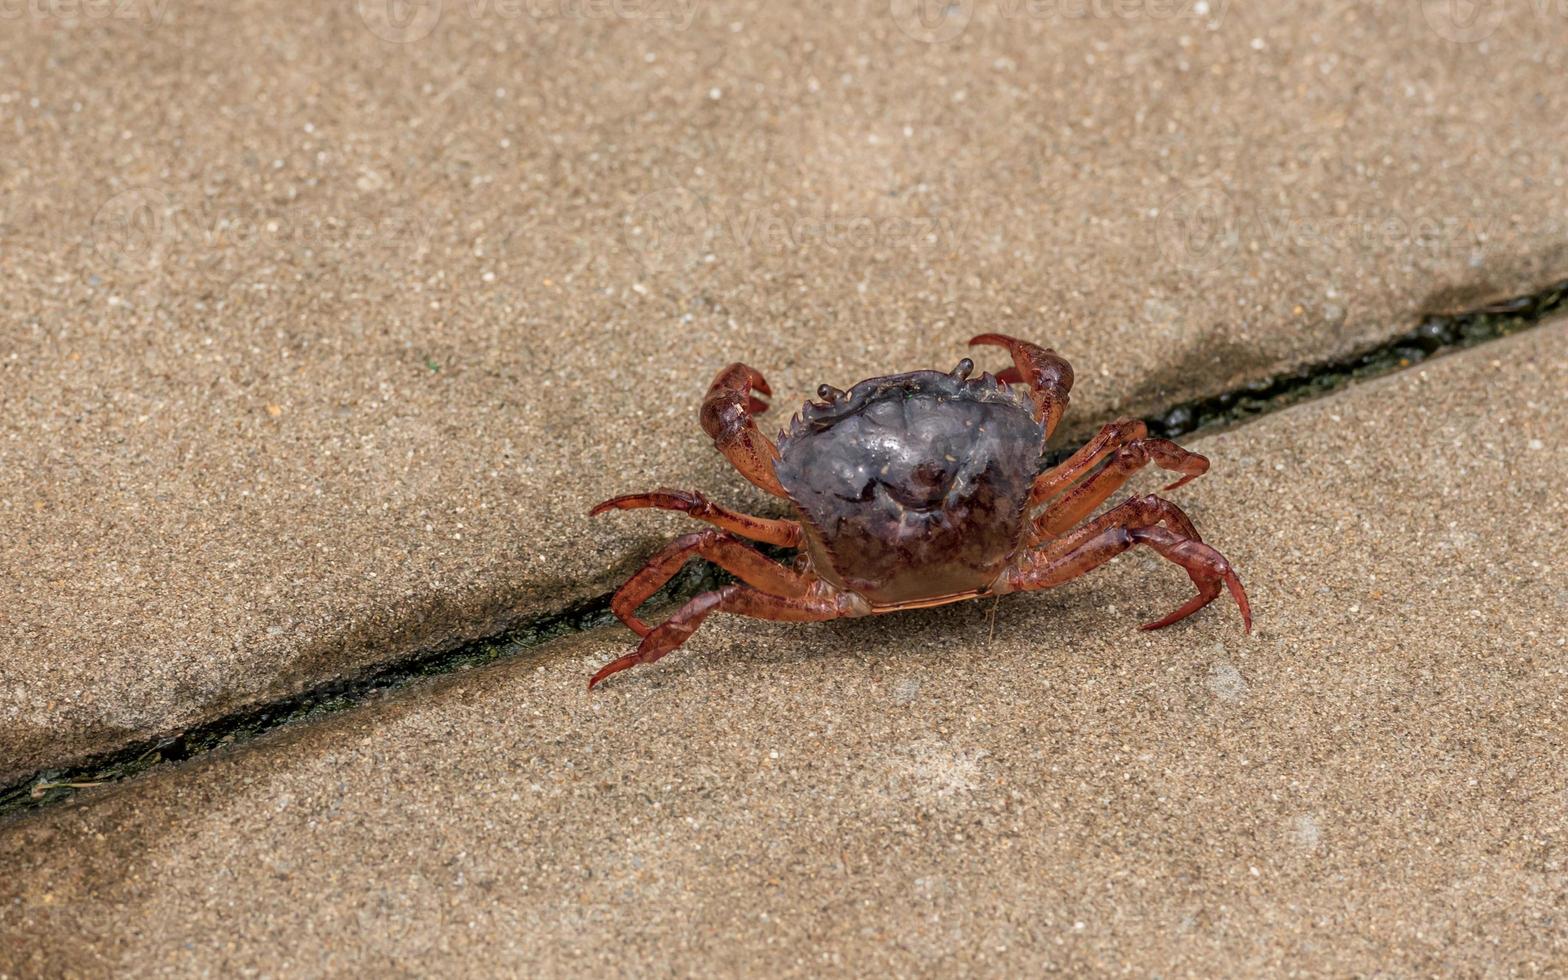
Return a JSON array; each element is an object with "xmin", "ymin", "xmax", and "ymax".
[{"xmin": 588, "ymin": 334, "xmax": 1251, "ymax": 689}]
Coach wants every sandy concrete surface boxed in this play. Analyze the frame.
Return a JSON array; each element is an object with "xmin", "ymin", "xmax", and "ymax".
[
  {"xmin": 4, "ymin": 0, "xmax": 1567, "ymax": 782},
  {"xmin": 2, "ymin": 321, "xmax": 1562, "ymax": 976}
]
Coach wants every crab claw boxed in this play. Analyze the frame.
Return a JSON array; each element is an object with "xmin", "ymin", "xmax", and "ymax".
[
  {"xmin": 701, "ymin": 363, "xmax": 787, "ymax": 497},
  {"xmin": 968, "ymin": 333, "xmax": 1073, "ymax": 436},
  {"xmin": 740, "ymin": 367, "xmax": 772, "ymax": 414}
]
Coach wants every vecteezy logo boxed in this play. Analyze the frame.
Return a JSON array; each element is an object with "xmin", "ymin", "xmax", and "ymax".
[
  {"xmin": 623, "ymin": 188, "xmax": 712, "ymax": 273},
  {"xmin": 90, "ymin": 186, "xmax": 174, "ymax": 273},
  {"xmin": 889, "ymin": 0, "xmax": 976, "ymax": 44},
  {"xmin": 1154, "ymin": 184, "xmax": 1241, "ymax": 274},
  {"xmin": 1417, "ymin": 0, "xmax": 1508, "ymax": 43},
  {"xmin": 356, "ymin": 0, "xmax": 444, "ymax": 43}
]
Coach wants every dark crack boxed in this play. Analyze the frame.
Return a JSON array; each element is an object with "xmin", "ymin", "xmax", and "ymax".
[
  {"xmin": 3, "ymin": 276, "xmax": 1564, "ymax": 822},
  {"xmin": 1143, "ymin": 280, "xmax": 1565, "ymax": 440}
]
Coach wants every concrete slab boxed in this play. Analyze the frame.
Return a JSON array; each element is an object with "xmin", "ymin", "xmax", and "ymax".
[
  {"xmin": 4, "ymin": 0, "xmax": 1568, "ymax": 779},
  {"xmin": 2, "ymin": 322, "xmax": 1563, "ymax": 976}
]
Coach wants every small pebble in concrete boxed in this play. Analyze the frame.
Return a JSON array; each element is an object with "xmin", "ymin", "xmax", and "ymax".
[
  {"xmin": 900, "ymin": 740, "xmax": 987, "ymax": 802},
  {"xmin": 1293, "ymin": 813, "xmax": 1322, "ymax": 851},
  {"xmin": 1205, "ymin": 663, "xmax": 1248, "ymax": 701}
]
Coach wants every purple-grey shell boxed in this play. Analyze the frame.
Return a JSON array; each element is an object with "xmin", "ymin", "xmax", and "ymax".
[{"xmin": 774, "ymin": 367, "xmax": 1046, "ymax": 607}]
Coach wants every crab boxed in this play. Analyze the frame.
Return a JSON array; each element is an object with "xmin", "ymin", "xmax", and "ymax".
[{"xmin": 587, "ymin": 334, "xmax": 1250, "ymax": 689}]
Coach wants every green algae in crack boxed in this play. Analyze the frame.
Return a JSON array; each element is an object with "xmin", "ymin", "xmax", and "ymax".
[
  {"xmin": 4, "ymin": 276, "xmax": 1565, "ymax": 822},
  {"xmin": 1142, "ymin": 278, "xmax": 1567, "ymax": 442}
]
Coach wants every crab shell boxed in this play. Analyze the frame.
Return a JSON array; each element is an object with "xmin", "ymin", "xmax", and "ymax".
[{"xmin": 774, "ymin": 367, "xmax": 1047, "ymax": 609}]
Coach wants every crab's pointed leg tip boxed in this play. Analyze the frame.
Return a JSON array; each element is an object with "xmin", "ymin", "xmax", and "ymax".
[
  {"xmin": 1223, "ymin": 571, "xmax": 1253, "ymax": 633},
  {"xmin": 588, "ymin": 654, "xmax": 640, "ymax": 690},
  {"xmin": 588, "ymin": 496, "xmax": 624, "ymax": 517}
]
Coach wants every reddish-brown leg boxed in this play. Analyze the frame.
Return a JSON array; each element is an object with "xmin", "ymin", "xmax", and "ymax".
[
  {"xmin": 1046, "ymin": 493, "xmax": 1204, "ymax": 550},
  {"xmin": 969, "ymin": 334, "xmax": 1074, "ymax": 438},
  {"xmin": 1030, "ymin": 419, "xmax": 1147, "ymax": 505},
  {"xmin": 1030, "ymin": 438, "xmax": 1209, "ymax": 542},
  {"xmin": 701, "ymin": 362, "xmax": 788, "ymax": 497},
  {"xmin": 589, "ymin": 582, "xmax": 863, "ymax": 689},
  {"xmin": 590, "ymin": 488, "xmax": 802, "ymax": 547},
  {"xmin": 607, "ymin": 529, "xmax": 814, "ymax": 636},
  {"xmin": 1004, "ymin": 494, "xmax": 1251, "ymax": 632}
]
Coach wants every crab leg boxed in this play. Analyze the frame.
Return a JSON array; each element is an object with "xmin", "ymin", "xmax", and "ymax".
[
  {"xmin": 589, "ymin": 582, "xmax": 862, "ymax": 689},
  {"xmin": 1046, "ymin": 492, "xmax": 1205, "ymax": 549},
  {"xmin": 606, "ymin": 529, "xmax": 814, "ymax": 636},
  {"xmin": 1030, "ymin": 419, "xmax": 1138, "ymax": 504},
  {"xmin": 1029, "ymin": 437, "xmax": 1209, "ymax": 542},
  {"xmin": 590, "ymin": 488, "xmax": 801, "ymax": 547},
  {"xmin": 1003, "ymin": 494, "xmax": 1251, "ymax": 632},
  {"xmin": 1030, "ymin": 420, "xmax": 1209, "ymax": 508},
  {"xmin": 701, "ymin": 362, "xmax": 788, "ymax": 497},
  {"xmin": 968, "ymin": 334, "xmax": 1074, "ymax": 438}
]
